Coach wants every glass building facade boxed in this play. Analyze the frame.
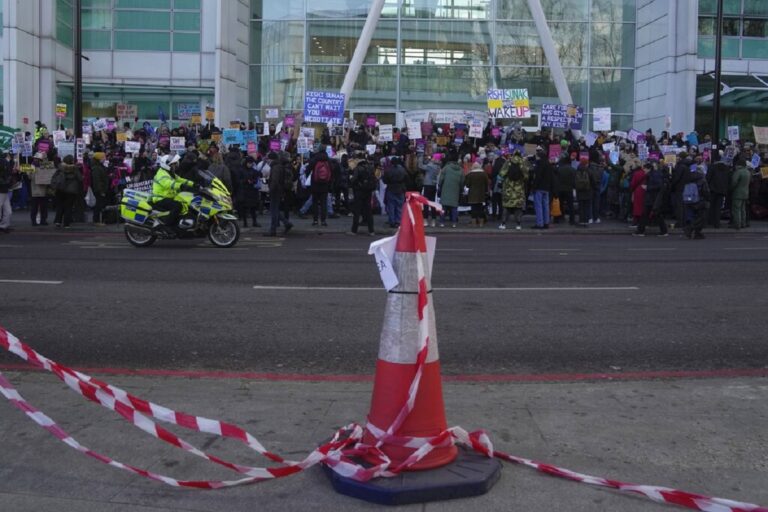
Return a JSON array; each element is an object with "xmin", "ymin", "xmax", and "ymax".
[{"xmin": 249, "ymin": 0, "xmax": 637, "ymax": 129}]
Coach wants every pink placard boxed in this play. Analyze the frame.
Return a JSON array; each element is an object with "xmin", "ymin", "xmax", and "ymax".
[
  {"xmin": 367, "ymin": 116, "xmax": 377, "ymax": 127},
  {"xmin": 491, "ymin": 127, "xmax": 501, "ymax": 138},
  {"xmin": 269, "ymin": 140, "xmax": 281, "ymax": 151},
  {"xmin": 284, "ymin": 115, "xmax": 295, "ymax": 127}
]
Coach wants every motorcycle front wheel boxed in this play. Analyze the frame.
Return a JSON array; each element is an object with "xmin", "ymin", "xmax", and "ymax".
[
  {"xmin": 124, "ymin": 225, "xmax": 157, "ymax": 247},
  {"xmin": 208, "ymin": 218, "xmax": 240, "ymax": 248}
]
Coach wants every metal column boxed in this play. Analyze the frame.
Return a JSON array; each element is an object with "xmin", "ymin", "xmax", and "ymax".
[
  {"xmin": 339, "ymin": 0, "xmax": 387, "ymax": 111},
  {"xmin": 526, "ymin": 0, "xmax": 575, "ymax": 106}
]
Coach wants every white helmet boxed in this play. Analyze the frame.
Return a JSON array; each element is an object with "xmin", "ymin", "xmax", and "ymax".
[{"xmin": 158, "ymin": 154, "xmax": 180, "ymax": 171}]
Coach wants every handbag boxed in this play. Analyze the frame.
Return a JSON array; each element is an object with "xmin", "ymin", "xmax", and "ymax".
[
  {"xmin": 85, "ymin": 187, "xmax": 96, "ymax": 208},
  {"xmin": 551, "ymin": 197, "xmax": 562, "ymax": 217}
]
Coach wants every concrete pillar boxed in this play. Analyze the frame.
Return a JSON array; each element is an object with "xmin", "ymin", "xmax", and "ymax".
[{"xmin": 214, "ymin": 0, "xmax": 249, "ymax": 127}]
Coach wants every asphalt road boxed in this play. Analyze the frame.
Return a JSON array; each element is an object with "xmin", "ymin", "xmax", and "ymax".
[{"xmin": 1, "ymin": 228, "xmax": 767, "ymax": 376}]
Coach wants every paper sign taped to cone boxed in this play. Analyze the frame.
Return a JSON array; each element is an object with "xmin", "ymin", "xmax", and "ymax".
[{"xmin": 369, "ymin": 234, "xmax": 436, "ymax": 291}]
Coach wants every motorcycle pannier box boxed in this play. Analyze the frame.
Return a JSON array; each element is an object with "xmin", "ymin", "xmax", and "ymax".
[{"xmin": 120, "ymin": 188, "xmax": 154, "ymax": 223}]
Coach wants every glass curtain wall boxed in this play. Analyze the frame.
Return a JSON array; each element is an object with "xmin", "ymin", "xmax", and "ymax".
[
  {"xmin": 249, "ymin": 0, "xmax": 635, "ymax": 127},
  {"xmin": 698, "ymin": 0, "xmax": 768, "ymax": 59}
]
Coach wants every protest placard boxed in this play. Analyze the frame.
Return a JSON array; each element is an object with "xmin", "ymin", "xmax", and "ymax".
[
  {"xmin": 297, "ymin": 137, "xmax": 311, "ymax": 155},
  {"xmin": 753, "ymin": 126, "xmax": 768, "ymax": 145},
  {"xmin": 58, "ymin": 142, "xmax": 75, "ymax": 159},
  {"xmin": 269, "ymin": 140, "xmax": 281, "ymax": 151},
  {"xmin": 614, "ymin": 130, "xmax": 628, "ymax": 140},
  {"xmin": 303, "ymin": 91, "xmax": 345, "ymax": 124},
  {"xmin": 52, "ymin": 130, "xmax": 66, "ymax": 147},
  {"xmin": 93, "ymin": 118, "xmax": 108, "ymax": 132},
  {"xmin": 540, "ymin": 104, "xmax": 583, "ymax": 130},
  {"xmin": 76, "ymin": 138, "xmax": 85, "ymax": 163},
  {"xmin": 585, "ymin": 132, "xmax": 598, "ymax": 147},
  {"xmin": 524, "ymin": 143, "xmax": 538, "ymax": 156},
  {"xmin": 727, "ymin": 126, "xmax": 740, "ymax": 141},
  {"xmin": 125, "ymin": 141, "xmax": 141, "ymax": 155},
  {"xmin": 602, "ymin": 142, "xmax": 616, "ymax": 152},
  {"xmin": 205, "ymin": 105, "xmax": 215, "ymax": 121},
  {"xmin": 627, "ymin": 129, "xmax": 642, "ymax": 143},
  {"xmin": 170, "ymin": 137, "xmax": 186, "ymax": 151},
  {"xmin": 176, "ymin": 103, "xmax": 200, "ymax": 121},
  {"xmin": 637, "ymin": 142, "xmax": 649, "ymax": 161},
  {"xmin": 593, "ymin": 107, "xmax": 611, "ymax": 131},
  {"xmin": 55, "ymin": 104, "xmax": 67, "ymax": 119},
  {"xmin": 116, "ymin": 104, "xmax": 137, "ymax": 119},
  {"xmin": 265, "ymin": 107, "xmax": 279, "ymax": 119},
  {"xmin": 379, "ymin": 124, "xmax": 393, "ymax": 142},
  {"xmin": 222, "ymin": 129, "xmax": 242, "ymax": 146},
  {"xmin": 469, "ymin": 119, "xmax": 483, "ymax": 138},
  {"xmin": 406, "ymin": 120, "xmax": 423, "ymax": 140},
  {"xmin": 751, "ymin": 154, "xmax": 761, "ymax": 169},
  {"xmin": 548, "ymin": 144, "xmax": 562, "ymax": 162},
  {"xmin": 487, "ymin": 89, "xmax": 530, "ymax": 119},
  {"xmin": 366, "ymin": 144, "xmax": 377, "ymax": 155},
  {"xmin": 284, "ymin": 114, "xmax": 295, "ymax": 127}
]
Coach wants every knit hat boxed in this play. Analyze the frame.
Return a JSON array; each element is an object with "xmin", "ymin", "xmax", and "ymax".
[{"xmin": 93, "ymin": 152, "xmax": 106, "ymax": 161}]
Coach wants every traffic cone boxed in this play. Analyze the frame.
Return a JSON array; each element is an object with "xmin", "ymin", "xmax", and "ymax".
[{"xmin": 362, "ymin": 193, "xmax": 457, "ymax": 470}]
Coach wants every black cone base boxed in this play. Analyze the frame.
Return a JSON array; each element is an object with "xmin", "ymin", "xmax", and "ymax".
[{"xmin": 324, "ymin": 448, "xmax": 502, "ymax": 506}]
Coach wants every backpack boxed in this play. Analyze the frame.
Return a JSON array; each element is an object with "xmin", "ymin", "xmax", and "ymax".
[
  {"xmin": 505, "ymin": 160, "xmax": 523, "ymax": 182},
  {"xmin": 354, "ymin": 164, "xmax": 377, "ymax": 192},
  {"xmin": 50, "ymin": 169, "xmax": 67, "ymax": 192},
  {"xmin": 575, "ymin": 168, "xmax": 591, "ymax": 192},
  {"xmin": 682, "ymin": 181, "xmax": 700, "ymax": 204},
  {"xmin": 313, "ymin": 160, "xmax": 332, "ymax": 183}
]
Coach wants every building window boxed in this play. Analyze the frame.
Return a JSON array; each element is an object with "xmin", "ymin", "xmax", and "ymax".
[
  {"xmin": 57, "ymin": 0, "xmax": 74, "ymax": 48},
  {"xmin": 698, "ymin": 0, "xmax": 768, "ymax": 59},
  {"xmin": 81, "ymin": 0, "xmax": 200, "ymax": 52}
]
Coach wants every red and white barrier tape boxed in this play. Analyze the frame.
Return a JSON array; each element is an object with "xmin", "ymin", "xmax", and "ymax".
[{"xmin": 1, "ymin": 204, "xmax": 767, "ymax": 509}]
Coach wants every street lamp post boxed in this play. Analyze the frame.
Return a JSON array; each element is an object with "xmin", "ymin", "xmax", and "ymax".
[
  {"xmin": 74, "ymin": 0, "xmax": 83, "ymax": 139},
  {"xmin": 712, "ymin": 0, "xmax": 724, "ymax": 153}
]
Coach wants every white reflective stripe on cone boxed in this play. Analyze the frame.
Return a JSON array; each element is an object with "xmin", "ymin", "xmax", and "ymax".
[{"xmin": 378, "ymin": 250, "xmax": 439, "ymax": 364}]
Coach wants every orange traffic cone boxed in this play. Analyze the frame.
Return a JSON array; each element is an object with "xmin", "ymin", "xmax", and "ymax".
[{"xmin": 362, "ymin": 193, "xmax": 457, "ymax": 470}]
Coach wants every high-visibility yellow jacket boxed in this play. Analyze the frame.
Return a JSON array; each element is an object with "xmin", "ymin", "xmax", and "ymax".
[{"xmin": 152, "ymin": 168, "xmax": 194, "ymax": 202}]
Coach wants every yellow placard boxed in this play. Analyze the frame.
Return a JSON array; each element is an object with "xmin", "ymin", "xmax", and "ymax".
[
  {"xmin": 190, "ymin": 114, "xmax": 202, "ymax": 124},
  {"xmin": 487, "ymin": 99, "xmax": 503, "ymax": 110},
  {"xmin": 229, "ymin": 121, "xmax": 240, "ymax": 128},
  {"xmin": 205, "ymin": 107, "xmax": 215, "ymax": 121},
  {"xmin": 211, "ymin": 133, "xmax": 222, "ymax": 143},
  {"xmin": 664, "ymin": 154, "xmax": 677, "ymax": 165},
  {"xmin": 761, "ymin": 166, "xmax": 768, "ymax": 179},
  {"xmin": 116, "ymin": 132, "xmax": 127, "ymax": 143}
]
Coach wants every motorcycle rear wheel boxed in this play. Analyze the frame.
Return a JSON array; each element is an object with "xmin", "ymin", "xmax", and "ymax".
[
  {"xmin": 125, "ymin": 225, "xmax": 157, "ymax": 247},
  {"xmin": 208, "ymin": 218, "xmax": 240, "ymax": 248}
]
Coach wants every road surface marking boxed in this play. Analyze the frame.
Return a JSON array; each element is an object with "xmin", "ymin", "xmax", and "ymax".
[
  {"xmin": 0, "ymin": 280, "xmax": 63, "ymax": 285},
  {"xmin": 253, "ymin": 285, "xmax": 638, "ymax": 292},
  {"xmin": 306, "ymin": 248, "xmax": 473, "ymax": 252},
  {"xmin": 723, "ymin": 247, "xmax": 768, "ymax": 251},
  {"xmin": 627, "ymin": 248, "xmax": 677, "ymax": 251},
  {"xmin": 529, "ymin": 248, "xmax": 581, "ymax": 252}
]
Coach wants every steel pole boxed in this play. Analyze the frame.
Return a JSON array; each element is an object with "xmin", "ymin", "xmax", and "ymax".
[
  {"xmin": 339, "ymin": 0, "xmax": 387, "ymax": 112},
  {"xmin": 712, "ymin": 0, "xmax": 724, "ymax": 153},
  {"xmin": 74, "ymin": 0, "xmax": 83, "ymax": 138}
]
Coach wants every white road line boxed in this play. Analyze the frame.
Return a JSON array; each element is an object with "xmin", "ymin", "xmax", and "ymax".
[
  {"xmin": 627, "ymin": 248, "xmax": 677, "ymax": 251},
  {"xmin": 253, "ymin": 285, "xmax": 638, "ymax": 292},
  {"xmin": 0, "ymin": 280, "xmax": 63, "ymax": 285},
  {"xmin": 529, "ymin": 248, "xmax": 581, "ymax": 252},
  {"xmin": 723, "ymin": 247, "xmax": 768, "ymax": 251}
]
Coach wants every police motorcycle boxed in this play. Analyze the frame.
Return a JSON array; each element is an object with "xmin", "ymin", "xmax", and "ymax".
[{"xmin": 119, "ymin": 155, "xmax": 240, "ymax": 248}]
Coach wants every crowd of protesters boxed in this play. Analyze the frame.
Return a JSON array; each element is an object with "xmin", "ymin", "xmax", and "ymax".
[{"xmin": 1, "ymin": 115, "xmax": 766, "ymax": 239}]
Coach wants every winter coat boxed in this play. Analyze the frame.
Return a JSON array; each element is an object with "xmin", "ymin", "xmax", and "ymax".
[
  {"xmin": 588, "ymin": 163, "xmax": 604, "ymax": 192},
  {"xmin": 706, "ymin": 162, "xmax": 731, "ymax": 195},
  {"xmin": 464, "ymin": 167, "xmax": 489, "ymax": 204},
  {"xmin": 382, "ymin": 164, "xmax": 407, "ymax": 196},
  {"xmin": 308, "ymin": 152, "xmax": 331, "ymax": 194},
  {"xmin": 0, "ymin": 159, "xmax": 13, "ymax": 194},
  {"xmin": 419, "ymin": 158, "xmax": 440, "ymax": 188},
  {"xmin": 90, "ymin": 162, "xmax": 110, "ymax": 196},
  {"xmin": 234, "ymin": 164, "xmax": 261, "ymax": 208},
  {"xmin": 531, "ymin": 159, "xmax": 554, "ymax": 193},
  {"xmin": 730, "ymin": 166, "xmax": 750, "ymax": 201},
  {"xmin": 630, "ymin": 169, "xmax": 647, "ymax": 217},
  {"xmin": 574, "ymin": 165, "xmax": 593, "ymax": 202},
  {"xmin": 555, "ymin": 162, "xmax": 575, "ymax": 194},
  {"xmin": 59, "ymin": 163, "xmax": 83, "ymax": 196},
  {"xmin": 643, "ymin": 167, "xmax": 665, "ymax": 208},
  {"xmin": 438, "ymin": 162, "xmax": 464, "ymax": 208},
  {"xmin": 500, "ymin": 157, "xmax": 529, "ymax": 209}
]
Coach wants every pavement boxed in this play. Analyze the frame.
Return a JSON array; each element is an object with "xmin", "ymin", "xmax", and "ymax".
[
  {"xmin": 5, "ymin": 206, "xmax": 768, "ymax": 237},
  {"xmin": 2, "ymin": 207, "xmax": 768, "ymax": 511},
  {"xmin": 1, "ymin": 369, "xmax": 768, "ymax": 512}
]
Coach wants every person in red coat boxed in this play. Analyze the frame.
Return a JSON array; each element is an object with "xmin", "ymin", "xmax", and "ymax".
[{"xmin": 630, "ymin": 163, "xmax": 647, "ymax": 227}]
